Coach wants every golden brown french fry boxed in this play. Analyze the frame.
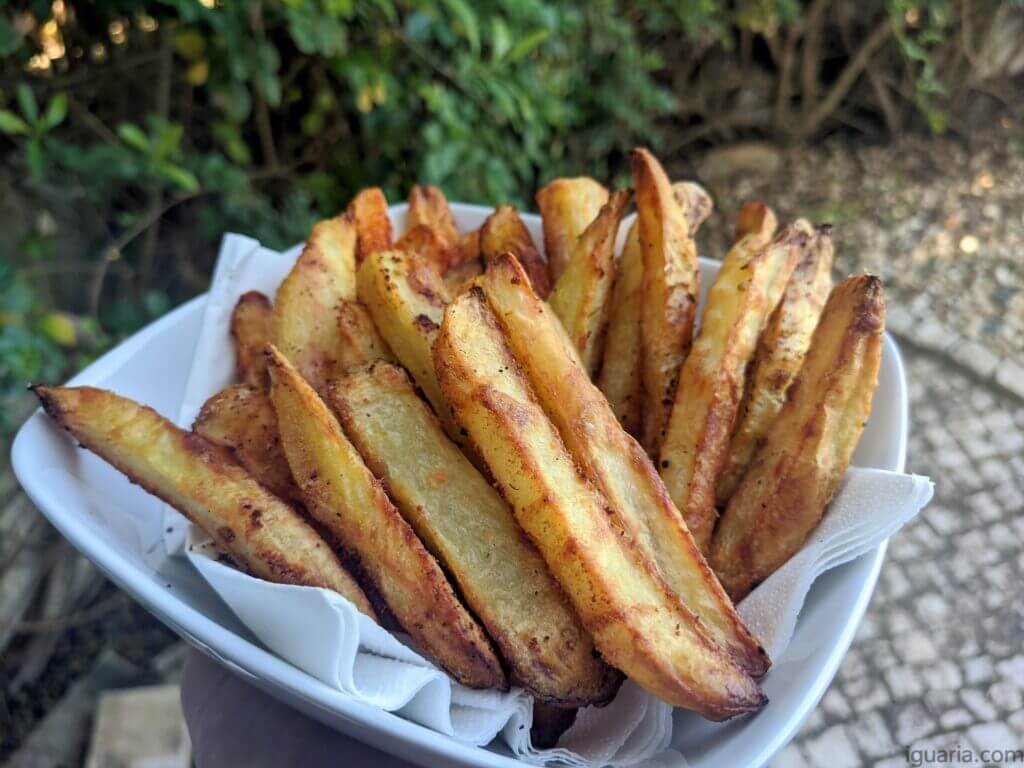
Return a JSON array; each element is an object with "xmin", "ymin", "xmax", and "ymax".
[
  {"xmin": 266, "ymin": 345, "xmax": 505, "ymax": 689},
  {"xmin": 327, "ymin": 362, "xmax": 618, "ymax": 705},
  {"xmin": 270, "ymin": 214, "xmax": 357, "ymax": 392},
  {"xmin": 347, "ymin": 187, "xmax": 392, "ymax": 262},
  {"xmin": 659, "ymin": 208, "xmax": 792, "ymax": 554},
  {"xmin": 434, "ymin": 289, "xmax": 765, "ymax": 719},
  {"xmin": 535, "ymin": 177, "xmax": 610, "ymax": 282},
  {"xmin": 441, "ymin": 257, "xmax": 483, "ymax": 299},
  {"xmin": 482, "ymin": 255, "xmax": 769, "ymax": 677},
  {"xmin": 230, "ymin": 291, "xmax": 272, "ymax": 388},
  {"xmin": 710, "ymin": 275, "xmax": 885, "ymax": 600},
  {"xmin": 480, "ymin": 205, "xmax": 552, "ymax": 298},
  {"xmin": 548, "ymin": 189, "xmax": 630, "ymax": 375},
  {"xmin": 355, "ymin": 250, "xmax": 468, "ymax": 451},
  {"xmin": 395, "ymin": 224, "xmax": 460, "ymax": 274},
  {"xmin": 33, "ymin": 385, "xmax": 375, "ymax": 618},
  {"xmin": 596, "ymin": 221, "xmax": 644, "ymax": 435},
  {"xmin": 194, "ymin": 384, "xmax": 302, "ymax": 506},
  {"xmin": 458, "ymin": 228, "xmax": 481, "ymax": 262},
  {"xmin": 335, "ymin": 300, "xmax": 396, "ymax": 371},
  {"xmin": 631, "ymin": 148, "xmax": 701, "ymax": 455},
  {"xmin": 406, "ymin": 185, "xmax": 459, "ymax": 247},
  {"xmin": 673, "ymin": 181, "xmax": 714, "ymax": 235},
  {"xmin": 717, "ymin": 224, "xmax": 834, "ymax": 505}
]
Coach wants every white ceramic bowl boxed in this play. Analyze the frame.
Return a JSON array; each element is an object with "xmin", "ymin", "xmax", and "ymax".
[{"xmin": 11, "ymin": 204, "xmax": 907, "ymax": 767}]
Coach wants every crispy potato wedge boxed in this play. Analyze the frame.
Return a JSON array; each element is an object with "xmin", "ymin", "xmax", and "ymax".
[
  {"xmin": 356, "ymin": 249, "xmax": 468, "ymax": 450},
  {"xmin": 480, "ymin": 205, "xmax": 552, "ymax": 298},
  {"xmin": 711, "ymin": 275, "xmax": 885, "ymax": 600},
  {"xmin": 406, "ymin": 185, "xmax": 459, "ymax": 247},
  {"xmin": 535, "ymin": 177, "xmax": 610, "ymax": 282},
  {"xmin": 395, "ymin": 224, "xmax": 460, "ymax": 274},
  {"xmin": 673, "ymin": 181, "xmax": 714, "ymax": 234},
  {"xmin": 482, "ymin": 255, "xmax": 769, "ymax": 677},
  {"xmin": 265, "ymin": 345, "xmax": 505, "ymax": 689},
  {"xmin": 596, "ymin": 221, "xmax": 644, "ymax": 435},
  {"xmin": 328, "ymin": 361, "xmax": 617, "ymax": 705},
  {"xmin": 434, "ymin": 289, "xmax": 765, "ymax": 719},
  {"xmin": 548, "ymin": 189, "xmax": 630, "ymax": 375},
  {"xmin": 194, "ymin": 384, "xmax": 302, "ymax": 506},
  {"xmin": 717, "ymin": 224, "xmax": 834, "ymax": 505},
  {"xmin": 335, "ymin": 300, "xmax": 396, "ymax": 371},
  {"xmin": 347, "ymin": 187, "xmax": 392, "ymax": 262},
  {"xmin": 230, "ymin": 291, "xmax": 272, "ymax": 388},
  {"xmin": 458, "ymin": 228, "xmax": 481, "ymax": 262},
  {"xmin": 441, "ymin": 257, "xmax": 483, "ymax": 299},
  {"xmin": 270, "ymin": 214, "xmax": 358, "ymax": 392},
  {"xmin": 597, "ymin": 184, "xmax": 712, "ymax": 436},
  {"xmin": 33, "ymin": 385, "xmax": 375, "ymax": 618},
  {"xmin": 631, "ymin": 148, "xmax": 701, "ymax": 455},
  {"xmin": 659, "ymin": 209, "xmax": 795, "ymax": 554}
]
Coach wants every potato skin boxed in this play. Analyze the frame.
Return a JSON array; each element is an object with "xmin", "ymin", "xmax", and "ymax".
[
  {"xmin": 230, "ymin": 291, "xmax": 272, "ymax": 389},
  {"xmin": 347, "ymin": 187, "xmax": 393, "ymax": 263},
  {"xmin": 549, "ymin": 189, "xmax": 630, "ymax": 376},
  {"xmin": 717, "ymin": 224, "xmax": 833, "ymax": 505},
  {"xmin": 334, "ymin": 300, "xmax": 396, "ymax": 371},
  {"xmin": 328, "ymin": 361, "xmax": 617, "ymax": 706},
  {"xmin": 658, "ymin": 208, "xmax": 790, "ymax": 553},
  {"xmin": 482, "ymin": 255, "xmax": 769, "ymax": 678},
  {"xmin": 710, "ymin": 275, "xmax": 885, "ymax": 601},
  {"xmin": 266, "ymin": 345, "xmax": 506, "ymax": 690},
  {"xmin": 270, "ymin": 214, "xmax": 358, "ymax": 392},
  {"xmin": 480, "ymin": 205, "xmax": 552, "ymax": 298},
  {"xmin": 631, "ymin": 148, "xmax": 701, "ymax": 455},
  {"xmin": 434, "ymin": 288, "xmax": 765, "ymax": 719},
  {"xmin": 33, "ymin": 385, "xmax": 375, "ymax": 618},
  {"xmin": 194, "ymin": 383, "xmax": 302, "ymax": 506},
  {"xmin": 535, "ymin": 177, "xmax": 610, "ymax": 282}
]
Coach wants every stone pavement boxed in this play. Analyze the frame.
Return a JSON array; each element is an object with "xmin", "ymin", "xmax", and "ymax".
[{"xmin": 779, "ymin": 348, "xmax": 1024, "ymax": 766}]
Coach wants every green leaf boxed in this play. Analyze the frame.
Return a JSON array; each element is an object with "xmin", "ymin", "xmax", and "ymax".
[
  {"xmin": 153, "ymin": 123, "xmax": 184, "ymax": 160},
  {"xmin": 0, "ymin": 15, "xmax": 22, "ymax": 56},
  {"xmin": 16, "ymin": 84, "xmax": 38, "ymax": 124},
  {"xmin": 38, "ymin": 313, "xmax": 77, "ymax": 347},
  {"xmin": 490, "ymin": 17, "xmax": 511, "ymax": 61},
  {"xmin": 42, "ymin": 93, "xmax": 68, "ymax": 131},
  {"xmin": 26, "ymin": 139, "xmax": 44, "ymax": 182},
  {"xmin": 506, "ymin": 29, "xmax": 549, "ymax": 62},
  {"xmin": 118, "ymin": 123, "xmax": 151, "ymax": 153},
  {"xmin": 0, "ymin": 110, "xmax": 30, "ymax": 135},
  {"xmin": 156, "ymin": 162, "xmax": 200, "ymax": 192},
  {"xmin": 442, "ymin": 0, "xmax": 480, "ymax": 54}
]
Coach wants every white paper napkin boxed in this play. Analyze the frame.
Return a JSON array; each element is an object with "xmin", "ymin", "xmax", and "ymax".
[{"xmin": 162, "ymin": 232, "xmax": 932, "ymax": 767}]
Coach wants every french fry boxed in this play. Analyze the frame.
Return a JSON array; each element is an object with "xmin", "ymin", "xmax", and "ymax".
[
  {"xmin": 659, "ymin": 206, "xmax": 792, "ymax": 554},
  {"xmin": 482, "ymin": 255, "xmax": 769, "ymax": 677},
  {"xmin": 406, "ymin": 185, "xmax": 459, "ymax": 247},
  {"xmin": 535, "ymin": 177, "xmax": 610, "ymax": 282},
  {"xmin": 33, "ymin": 385, "xmax": 375, "ymax": 618},
  {"xmin": 631, "ymin": 148, "xmax": 701, "ymax": 455},
  {"xmin": 194, "ymin": 384, "xmax": 302, "ymax": 506},
  {"xmin": 230, "ymin": 291, "xmax": 272, "ymax": 388},
  {"xmin": 395, "ymin": 224, "xmax": 460, "ymax": 274},
  {"xmin": 328, "ymin": 361, "xmax": 618, "ymax": 705},
  {"xmin": 266, "ymin": 345, "xmax": 506, "ymax": 689},
  {"xmin": 347, "ymin": 187, "xmax": 392, "ymax": 262},
  {"xmin": 270, "ymin": 214, "xmax": 358, "ymax": 392},
  {"xmin": 710, "ymin": 275, "xmax": 885, "ymax": 600},
  {"xmin": 480, "ymin": 205, "xmax": 552, "ymax": 298},
  {"xmin": 434, "ymin": 288, "xmax": 765, "ymax": 719},
  {"xmin": 597, "ymin": 182, "xmax": 713, "ymax": 436},
  {"xmin": 548, "ymin": 189, "xmax": 630, "ymax": 375},
  {"xmin": 355, "ymin": 250, "xmax": 468, "ymax": 450},
  {"xmin": 717, "ymin": 224, "xmax": 834, "ymax": 505},
  {"xmin": 596, "ymin": 221, "xmax": 644, "ymax": 435},
  {"xmin": 335, "ymin": 300, "xmax": 396, "ymax": 371}
]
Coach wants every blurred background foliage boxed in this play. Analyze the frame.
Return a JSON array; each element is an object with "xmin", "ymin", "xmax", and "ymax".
[{"xmin": 1, "ymin": 0, "xmax": 1022, "ymax": 431}]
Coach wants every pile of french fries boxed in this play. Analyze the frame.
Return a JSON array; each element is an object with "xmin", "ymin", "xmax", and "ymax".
[{"xmin": 33, "ymin": 148, "xmax": 885, "ymax": 735}]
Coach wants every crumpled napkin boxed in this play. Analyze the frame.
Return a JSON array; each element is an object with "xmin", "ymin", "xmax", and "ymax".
[{"xmin": 162, "ymin": 231, "xmax": 932, "ymax": 767}]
